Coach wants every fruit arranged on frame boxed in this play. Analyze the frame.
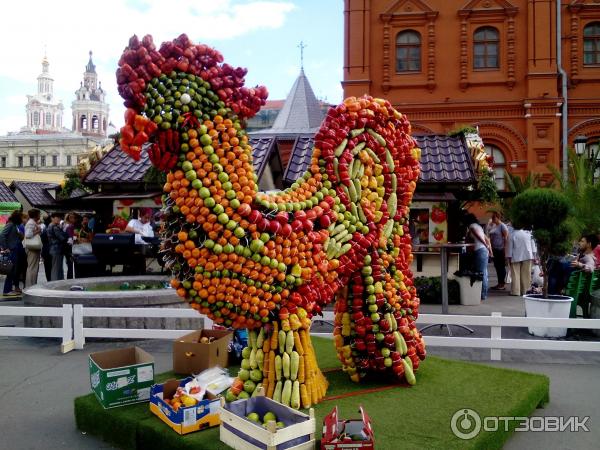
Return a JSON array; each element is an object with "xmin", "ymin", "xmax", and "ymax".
[{"xmin": 117, "ymin": 33, "xmax": 424, "ymax": 389}]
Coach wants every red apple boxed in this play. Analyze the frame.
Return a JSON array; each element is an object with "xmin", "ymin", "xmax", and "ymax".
[
  {"xmin": 248, "ymin": 209, "xmax": 261, "ymax": 224},
  {"xmin": 258, "ymin": 218, "xmax": 270, "ymax": 232},
  {"xmin": 269, "ymin": 220, "xmax": 281, "ymax": 234}
]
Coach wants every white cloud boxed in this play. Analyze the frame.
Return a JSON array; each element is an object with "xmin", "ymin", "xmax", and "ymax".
[
  {"xmin": 0, "ymin": 0, "xmax": 296, "ymax": 131},
  {"xmin": 0, "ymin": 115, "xmax": 27, "ymax": 137},
  {"xmin": 6, "ymin": 95, "xmax": 26, "ymax": 107}
]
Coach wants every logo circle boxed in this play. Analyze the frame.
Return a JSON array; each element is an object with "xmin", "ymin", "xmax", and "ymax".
[{"xmin": 451, "ymin": 408, "xmax": 481, "ymax": 440}]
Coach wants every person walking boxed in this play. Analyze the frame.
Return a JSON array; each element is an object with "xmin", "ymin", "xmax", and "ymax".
[
  {"xmin": 506, "ymin": 227, "xmax": 537, "ymax": 296},
  {"xmin": 47, "ymin": 212, "xmax": 68, "ymax": 281},
  {"xmin": 465, "ymin": 213, "xmax": 493, "ymax": 300},
  {"xmin": 487, "ymin": 212, "xmax": 509, "ymax": 290},
  {"xmin": 40, "ymin": 215, "xmax": 52, "ymax": 282},
  {"xmin": 23, "ymin": 209, "xmax": 42, "ymax": 287},
  {"xmin": 0, "ymin": 210, "xmax": 24, "ymax": 296}
]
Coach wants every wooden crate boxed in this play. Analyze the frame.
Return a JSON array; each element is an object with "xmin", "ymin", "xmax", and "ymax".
[{"xmin": 219, "ymin": 389, "xmax": 315, "ymax": 450}]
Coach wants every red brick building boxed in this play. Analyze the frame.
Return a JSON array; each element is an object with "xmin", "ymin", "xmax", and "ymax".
[{"xmin": 343, "ymin": 0, "xmax": 600, "ymax": 187}]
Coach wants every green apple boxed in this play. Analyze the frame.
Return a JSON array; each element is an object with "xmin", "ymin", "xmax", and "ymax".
[
  {"xmin": 263, "ymin": 411, "xmax": 277, "ymax": 424},
  {"xmin": 247, "ymin": 412, "xmax": 260, "ymax": 423},
  {"xmin": 243, "ymin": 380, "xmax": 256, "ymax": 394},
  {"xmin": 204, "ymin": 197, "xmax": 216, "ymax": 208},
  {"xmin": 250, "ymin": 239, "xmax": 264, "ymax": 253},
  {"xmin": 225, "ymin": 389, "xmax": 237, "ymax": 403},
  {"xmin": 250, "ymin": 369, "xmax": 263, "ymax": 382}
]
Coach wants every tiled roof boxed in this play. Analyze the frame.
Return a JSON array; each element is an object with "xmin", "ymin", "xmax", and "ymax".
[
  {"xmin": 283, "ymin": 135, "xmax": 314, "ymax": 185},
  {"xmin": 254, "ymin": 69, "xmax": 325, "ymax": 134},
  {"xmin": 414, "ymin": 135, "xmax": 476, "ymax": 184},
  {"xmin": 249, "ymin": 136, "xmax": 277, "ymax": 179},
  {"xmin": 0, "ymin": 182, "xmax": 19, "ymax": 203},
  {"xmin": 84, "ymin": 143, "xmax": 151, "ymax": 184},
  {"xmin": 11, "ymin": 181, "xmax": 60, "ymax": 208},
  {"xmin": 274, "ymin": 134, "xmax": 476, "ymax": 186}
]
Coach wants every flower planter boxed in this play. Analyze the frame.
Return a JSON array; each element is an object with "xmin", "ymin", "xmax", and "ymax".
[
  {"xmin": 455, "ymin": 276, "xmax": 482, "ymax": 306},
  {"xmin": 590, "ymin": 290, "xmax": 600, "ymax": 338},
  {"xmin": 523, "ymin": 294, "xmax": 573, "ymax": 338}
]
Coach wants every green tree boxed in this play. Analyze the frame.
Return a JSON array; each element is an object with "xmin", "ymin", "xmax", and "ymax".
[
  {"xmin": 510, "ymin": 188, "xmax": 575, "ymax": 297},
  {"xmin": 500, "ymin": 172, "xmax": 543, "ymax": 218},
  {"xmin": 58, "ymin": 169, "xmax": 90, "ymax": 200},
  {"xmin": 548, "ymin": 149, "xmax": 600, "ymax": 236}
]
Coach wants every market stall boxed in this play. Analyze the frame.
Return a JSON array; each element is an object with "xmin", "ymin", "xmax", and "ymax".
[{"xmin": 409, "ymin": 134, "xmax": 478, "ymax": 278}]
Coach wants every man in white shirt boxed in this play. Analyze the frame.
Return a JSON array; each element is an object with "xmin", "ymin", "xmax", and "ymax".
[
  {"xmin": 125, "ymin": 208, "xmax": 154, "ymax": 245},
  {"xmin": 506, "ymin": 228, "xmax": 537, "ymax": 296}
]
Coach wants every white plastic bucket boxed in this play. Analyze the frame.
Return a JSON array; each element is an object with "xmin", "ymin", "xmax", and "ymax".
[
  {"xmin": 455, "ymin": 276, "xmax": 482, "ymax": 306},
  {"xmin": 523, "ymin": 294, "xmax": 573, "ymax": 337}
]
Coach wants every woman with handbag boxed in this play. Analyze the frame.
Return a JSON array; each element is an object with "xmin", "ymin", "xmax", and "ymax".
[
  {"xmin": 0, "ymin": 210, "xmax": 24, "ymax": 296},
  {"xmin": 47, "ymin": 212, "xmax": 68, "ymax": 281},
  {"xmin": 24, "ymin": 209, "xmax": 42, "ymax": 287}
]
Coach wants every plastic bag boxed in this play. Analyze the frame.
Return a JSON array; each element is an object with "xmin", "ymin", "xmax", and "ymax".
[
  {"xmin": 194, "ymin": 367, "xmax": 233, "ymax": 396},
  {"xmin": 505, "ymin": 266, "xmax": 512, "ymax": 284}
]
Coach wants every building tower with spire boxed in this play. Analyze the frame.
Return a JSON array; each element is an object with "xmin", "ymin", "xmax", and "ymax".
[
  {"xmin": 72, "ymin": 51, "xmax": 109, "ymax": 137},
  {"xmin": 23, "ymin": 55, "xmax": 64, "ymax": 133}
]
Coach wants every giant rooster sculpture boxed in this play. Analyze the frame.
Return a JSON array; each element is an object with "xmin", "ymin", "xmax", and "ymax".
[{"xmin": 116, "ymin": 34, "xmax": 425, "ymax": 409}]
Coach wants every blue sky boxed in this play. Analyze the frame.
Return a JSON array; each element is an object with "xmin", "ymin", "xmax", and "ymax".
[{"xmin": 0, "ymin": 0, "xmax": 344, "ymax": 136}]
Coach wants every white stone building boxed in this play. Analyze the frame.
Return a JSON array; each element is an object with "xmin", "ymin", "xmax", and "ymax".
[
  {"xmin": 72, "ymin": 51, "xmax": 109, "ymax": 137},
  {"xmin": 22, "ymin": 56, "xmax": 65, "ymax": 133},
  {"xmin": 0, "ymin": 52, "xmax": 110, "ymax": 179},
  {"xmin": 0, "ymin": 133, "xmax": 98, "ymax": 173}
]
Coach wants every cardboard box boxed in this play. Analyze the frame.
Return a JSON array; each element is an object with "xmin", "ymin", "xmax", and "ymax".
[
  {"xmin": 173, "ymin": 329, "xmax": 233, "ymax": 375},
  {"xmin": 89, "ymin": 346, "xmax": 155, "ymax": 409},
  {"xmin": 219, "ymin": 388, "xmax": 315, "ymax": 450},
  {"xmin": 149, "ymin": 377, "xmax": 221, "ymax": 435},
  {"xmin": 321, "ymin": 406, "xmax": 374, "ymax": 450}
]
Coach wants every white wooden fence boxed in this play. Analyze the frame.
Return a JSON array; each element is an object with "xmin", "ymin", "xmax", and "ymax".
[
  {"xmin": 0, "ymin": 305, "xmax": 74, "ymax": 353},
  {"xmin": 1, "ymin": 305, "xmax": 600, "ymax": 360},
  {"xmin": 72, "ymin": 304, "xmax": 212, "ymax": 350}
]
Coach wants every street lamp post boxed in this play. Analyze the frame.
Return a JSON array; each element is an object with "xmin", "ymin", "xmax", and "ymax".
[
  {"xmin": 574, "ymin": 135, "xmax": 587, "ymax": 156},
  {"xmin": 573, "ymin": 135, "xmax": 598, "ymax": 183}
]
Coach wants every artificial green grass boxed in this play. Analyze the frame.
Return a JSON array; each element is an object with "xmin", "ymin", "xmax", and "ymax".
[{"xmin": 75, "ymin": 337, "xmax": 549, "ymax": 450}]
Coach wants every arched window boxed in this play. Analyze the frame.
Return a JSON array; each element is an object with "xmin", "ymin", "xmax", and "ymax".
[
  {"xmin": 80, "ymin": 115, "xmax": 87, "ymax": 130},
  {"xmin": 92, "ymin": 115, "xmax": 99, "ymax": 129},
  {"xmin": 584, "ymin": 22, "xmax": 600, "ymax": 65},
  {"xmin": 474, "ymin": 27, "xmax": 499, "ymax": 69},
  {"xmin": 396, "ymin": 31, "xmax": 421, "ymax": 72},
  {"xmin": 45, "ymin": 112, "xmax": 52, "ymax": 126},
  {"xmin": 103, "ymin": 118, "xmax": 107, "ymax": 131},
  {"xmin": 33, "ymin": 111, "xmax": 40, "ymax": 126},
  {"xmin": 484, "ymin": 144, "xmax": 506, "ymax": 190}
]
